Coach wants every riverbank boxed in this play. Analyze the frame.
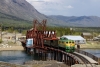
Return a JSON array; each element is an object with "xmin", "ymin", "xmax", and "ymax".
[
  {"xmin": 0, "ymin": 60, "xmax": 100, "ymax": 67},
  {"xmin": 0, "ymin": 45, "xmax": 24, "ymax": 51},
  {"xmin": 0, "ymin": 40, "xmax": 100, "ymax": 51},
  {"xmin": 0, "ymin": 40, "xmax": 24, "ymax": 51},
  {"xmin": 0, "ymin": 61, "xmax": 27, "ymax": 67},
  {"xmin": 79, "ymin": 41, "xmax": 100, "ymax": 49}
]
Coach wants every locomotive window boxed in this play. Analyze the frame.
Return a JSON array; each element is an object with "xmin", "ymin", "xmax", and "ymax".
[
  {"xmin": 66, "ymin": 42, "xmax": 68, "ymax": 44},
  {"xmin": 72, "ymin": 42, "xmax": 74, "ymax": 43},
  {"xmin": 69, "ymin": 42, "xmax": 71, "ymax": 43}
]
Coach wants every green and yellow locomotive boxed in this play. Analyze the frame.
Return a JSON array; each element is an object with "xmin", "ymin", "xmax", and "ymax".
[
  {"xmin": 44, "ymin": 36, "xmax": 75, "ymax": 53},
  {"xmin": 58, "ymin": 37, "xmax": 75, "ymax": 52}
]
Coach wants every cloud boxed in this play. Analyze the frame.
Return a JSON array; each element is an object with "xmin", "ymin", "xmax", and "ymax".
[
  {"xmin": 26, "ymin": 0, "xmax": 100, "ymax": 16},
  {"xmin": 26, "ymin": 0, "xmax": 72, "ymax": 14},
  {"xmin": 25, "ymin": 0, "xmax": 72, "ymax": 13},
  {"xmin": 66, "ymin": 5, "xmax": 73, "ymax": 8},
  {"xmin": 26, "ymin": 0, "xmax": 44, "ymax": 2}
]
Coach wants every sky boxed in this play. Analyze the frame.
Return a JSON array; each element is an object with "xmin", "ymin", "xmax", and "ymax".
[{"xmin": 26, "ymin": 0, "xmax": 100, "ymax": 17}]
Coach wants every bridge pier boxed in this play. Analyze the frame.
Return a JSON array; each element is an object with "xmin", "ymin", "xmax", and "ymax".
[
  {"xmin": 41, "ymin": 51, "xmax": 46, "ymax": 61},
  {"xmin": 44, "ymin": 52, "xmax": 47, "ymax": 61},
  {"xmin": 58, "ymin": 52, "xmax": 63, "ymax": 62},
  {"xmin": 62, "ymin": 53, "xmax": 66, "ymax": 62},
  {"xmin": 57, "ymin": 51, "xmax": 59, "ymax": 61},
  {"xmin": 70, "ymin": 57, "xmax": 73, "ymax": 65},
  {"xmin": 54, "ymin": 51, "xmax": 56, "ymax": 60},
  {"xmin": 26, "ymin": 48, "xmax": 31, "ymax": 54},
  {"xmin": 51, "ymin": 51, "xmax": 54, "ymax": 60},
  {"xmin": 67, "ymin": 56, "xmax": 70, "ymax": 66}
]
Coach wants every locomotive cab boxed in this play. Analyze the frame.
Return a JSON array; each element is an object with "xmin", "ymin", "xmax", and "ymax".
[
  {"xmin": 58, "ymin": 37, "xmax": 75, "ymax": 53},
  {"xmin": 65, "ymin": 40, "xmax": 75, "ymax": 52}
]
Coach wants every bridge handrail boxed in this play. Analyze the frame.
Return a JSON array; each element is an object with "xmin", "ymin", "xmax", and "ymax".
[{"xmin": 75, "ymin": 49, "xmax": 100, "ymax": 64}]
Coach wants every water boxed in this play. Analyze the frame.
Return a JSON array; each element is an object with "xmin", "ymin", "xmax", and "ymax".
[
  {"xmin": 82, "ymin": 49, "xmax": 100, "ymax": 57},
  {"xmin": 0, "ymin": 50, "xmax": 35, "ymax": 64},
  {"xmin": 0, "ymin": 49, "xmax": 100, "ymax": 65}
]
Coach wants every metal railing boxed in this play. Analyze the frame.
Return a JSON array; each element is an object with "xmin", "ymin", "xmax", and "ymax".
[{"xmin": 75, "ymin": 49, "xmax": 100, "ymax": 64}]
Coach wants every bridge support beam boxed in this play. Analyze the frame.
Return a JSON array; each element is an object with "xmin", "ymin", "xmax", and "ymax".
[
  {"xmin": 51, "ymin": 51, "xmax": 54, "ymax": 60},
  {"xmin": 54, "ymin": 51, "xmax": 57, "ymax": 60},
  {"xmin": 64, "ymin": 54, "xmax": 66, "ymax": 63}
]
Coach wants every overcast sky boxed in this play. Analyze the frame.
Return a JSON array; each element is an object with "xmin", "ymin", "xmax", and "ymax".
[{"xmin": 26, "ymin": 0, "xmax": 100, "ymax": 17}]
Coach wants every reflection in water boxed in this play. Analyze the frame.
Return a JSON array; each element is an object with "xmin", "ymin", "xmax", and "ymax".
[
  {"xmin": 82, "ymin": 49, "xmax": 100, "ymax": 57},
  {"xmin": 0, "ymin": 50, "xmax": 35, "ymax": 64}
]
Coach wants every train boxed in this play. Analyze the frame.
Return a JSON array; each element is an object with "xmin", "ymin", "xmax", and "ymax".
[
  {"xmin": 58, "ymin": 37, "xmax": 75, "ymax": 52},
  {"xmin": 44, "ymin": 36, "xmax": 75, "ymax": 53},
  {"xmin": 25, "ymin": 37, "xmax": 75, "ymax": 53}
]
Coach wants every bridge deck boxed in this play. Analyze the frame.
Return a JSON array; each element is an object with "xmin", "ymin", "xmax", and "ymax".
[{"xmin": 74, "ymin": 52, "xmax": 98, "ymax": 64}]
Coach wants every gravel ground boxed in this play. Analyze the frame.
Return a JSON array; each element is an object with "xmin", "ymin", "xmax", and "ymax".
[
  {"xmin": 0, "ymin": 61, "xmax": 100, "ymax": 67},
  {"xmin": 0, "ymin": 60, "xmax": 69, "ymax": 67},
  {"xmin": 0, "ymin": 61, "xmax": 28, "ymax": 67},
  {"xmin": 24, "ymin": 60, "xmax": 69, "ymax": 67}
]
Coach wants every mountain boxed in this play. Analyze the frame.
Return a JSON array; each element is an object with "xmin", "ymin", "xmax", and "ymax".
[
  {"xmin": 0, "ymin": 0, "xmax": 100, "ymax": 27},
  {"xmin": 0, "ymin": 0, "xmax": 69, "ymax": 27},
  {"xmin": 0, "ymin": 0, "xmax": 44, "ymax": 21},
  {"xmin": 49, "ymin": 15, "xmax": 100, "ymax": 27}
]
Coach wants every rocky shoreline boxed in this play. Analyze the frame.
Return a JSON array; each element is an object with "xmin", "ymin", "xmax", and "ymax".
[
  {"xmin": 0, "ymin": 60, "xmax": 100, "ymax": 67},
  {"xmin": 0, "ymin": 60, "xmax": 68, "ymax": 67},
  {"xmin": 0, "ymin": 61, "xmax": 27, "ymax": 67}
]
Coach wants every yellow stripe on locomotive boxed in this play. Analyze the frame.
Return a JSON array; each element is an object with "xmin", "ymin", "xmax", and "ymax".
[{"xmin": 58, "ymin": 38, "xmax": 75, "ymax": 52}]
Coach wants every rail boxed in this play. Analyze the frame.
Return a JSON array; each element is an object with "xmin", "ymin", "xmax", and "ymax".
[
  {"xmin": 72, "ymin": 53, "xmax": 96, "ymax": 67},
  {"xmin": 75, "ymin": 49, "xmax": 100, "ymax": 64}
]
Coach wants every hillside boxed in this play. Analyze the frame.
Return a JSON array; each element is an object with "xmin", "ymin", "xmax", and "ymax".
[
  {"xmin": 0, "ymin": 12, "xmax": 32, "ymax": 27},
  {"xmin": 0, "ymin": 0, "xmax": 69, "ymax": 27},
  {"xmin": 0, "ymin": 0, "xmax": 44, "ymax": 21}
]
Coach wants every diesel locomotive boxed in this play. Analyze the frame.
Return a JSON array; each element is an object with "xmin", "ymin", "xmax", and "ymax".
[
  {"xmin": 58, "ymin": 37, "xmax": 75, "ymax": 52},
  {"xmin": 44, "ymin": 36, "xmax": 75, "ymax": 53}
]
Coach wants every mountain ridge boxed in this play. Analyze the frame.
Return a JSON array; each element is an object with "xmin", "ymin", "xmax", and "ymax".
[
  {"xmin": 0, "ymin": 0, "xmax": 45, "ymax": 21},
  {"xmin": 0, "ymin": 0, "xmax": 100, "ymax": 27},
  {"xmin": 0, "ymin": 0, "xmax": 70, "ymax": 27},
  {"xmin": 49, "ymin": 15, "xmax": 100, "ymax": 27}
]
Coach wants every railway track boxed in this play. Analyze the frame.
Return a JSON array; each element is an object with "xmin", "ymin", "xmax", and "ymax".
[
  {"xmin": 72, "ymin": 52, "xmax": 97, "ymax": 67},
  {"xmin": 45, "ymin": 47, "xmax": 98, "ymax": 67}
]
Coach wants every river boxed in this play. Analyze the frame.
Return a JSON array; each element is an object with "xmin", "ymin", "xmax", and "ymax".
[
  {"xmin": 82, "ymin": 49, "xmax": 100, "ymax": 57},
  {"xmin": 0, "ymin": 49, "xmax": 100, "ymax": 65},
  {"xmin": 0, "ymin": 50, "xmax": 36, "ymax": 64}
]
